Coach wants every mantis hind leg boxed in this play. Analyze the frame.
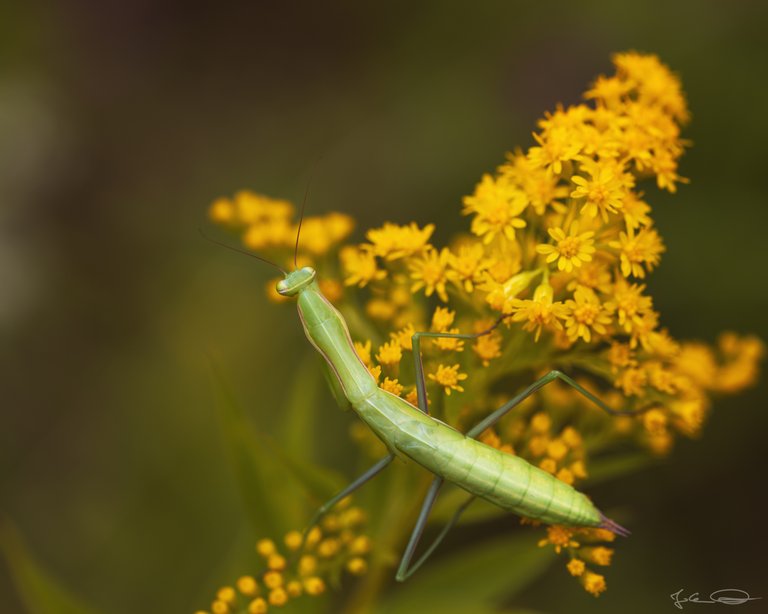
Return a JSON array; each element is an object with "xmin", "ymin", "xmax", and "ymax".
[
  {"xmin": 397, "ymin": 328, "xmax": 646, "ymax": 580},
  {"xmin": 395, "ymin": 477, "xmax": 476, "ymax": 581}
]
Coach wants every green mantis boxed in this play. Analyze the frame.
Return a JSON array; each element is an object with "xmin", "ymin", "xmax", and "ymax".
[
  {"xmin": 208, "ymin": 208, "xmax": 640, "ymax": 582},
  {"xmin": 276, "ymin": 263, "xmax": 634, "ymax": 581}
]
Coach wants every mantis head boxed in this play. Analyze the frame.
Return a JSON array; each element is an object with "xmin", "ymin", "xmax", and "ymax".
[{"xmin": 276, "ymin": 266, "xmax": 317, "ymax": 297}]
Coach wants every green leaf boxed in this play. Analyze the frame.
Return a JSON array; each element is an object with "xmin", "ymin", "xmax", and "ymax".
[
  {"xmin": 0, "ymin": 521, "xmax": 101, "ymax": 614},
  {"xmin": 375, "ymin": 531, "xmax": 554, "ymax": 614},
  {"xmin": 209, "ymin": 360, "xmax": 302, "ymax": 534},
  {"xmin": 209, "ymin": 359, "xmax": 346, "ymax": 537},
  {"xmin": 281, "ymin": 352, "xmax": 325, "ymax": 454},
  {"xmin": 279, "ymin": 353, "xmax": 347, "ymax": 501}
]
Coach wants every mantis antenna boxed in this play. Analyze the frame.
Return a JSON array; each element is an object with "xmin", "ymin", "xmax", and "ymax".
[
  {"xmin": 198, "ymin": 228, "xmax": 287, "ymax": 275},
  {"xmin": 294, "ymin": 164, "xmax": 318, "ymax": 269}
]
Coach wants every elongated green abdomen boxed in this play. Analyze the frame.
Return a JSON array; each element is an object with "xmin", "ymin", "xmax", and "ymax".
[{"xmin": 356, "ymin": 390, "xmax": 602, "ymax": 527}]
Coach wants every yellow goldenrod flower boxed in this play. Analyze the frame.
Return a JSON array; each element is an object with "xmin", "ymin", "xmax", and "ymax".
[
  {"xmin": 302, "ymin": 577, "xmax": 326, "ymax": 596},
  {"xmin": 622, "ymin": 192, "xmax": 652, "ymax": 229},
  {"xmin": 538, "ymin": 525, "xmax": 579, "ymax": 554},
  {"xmin": 527, "ymin": 126, "xmax": 583, "ymax": 175},
  {"xmin": 268, "ymin": 587, "xmax": 288, "ymax": 606},
  {"xmin": 570, "ymin": 460, "xmax": 588, "ymax": 480},
  {"xmin": 528, "ymin": 436, "xmax": 549, "ymax": 457},
  {"xmin": 380, "ymin": 377, "xmax": 404, "ymax": 397},
  {"xmin": 366, "ymin": 222, "xmax": 434, "ymax": 260},
  {"xmin": 615, "ymin": 367, "xmax": 647, "ymax": 396},
  {"xmin": 267, "ymin": 554, "xmax": 286, "ymax": 571},
  {"xmin": 286, "ymin": 581, "xmax": 302, "ymax": 598},
  {"xmin": 324, "ymin": 211, "xmax": 355, "ymax": 241},
  {"xmin": 409, "ymin": 247, "xmax": 456, "ymax": 302},
  {"xmin": 262, "ymin": 571, "xmax": 283, "ymax": 590},
  {"xmin": 256, "ymin": 539, "xmax": 276, "ymax": 557},
  {"xmin": 646, "ymin": 362, "xmax": 677, "ymax": 394},
  {"xmin": 500, "ymin": 150, "xmax": 570, "ymax": 214},
  {"xmin": 530, "ymin": 412, "xmax": 552, "ymax": 434},
  {"xmin": 607, "ymin": 342, "xmax": 637, "ymax": 372},
  {"xmin": 536, "ymin": 223, "xmax": 596, "ymax": 272},
  {"xmin": 564, "ymin": 287, "xmax": 614, "ymax": 343},
  {"xmin": 434, "ymin": 328, "xmax": 465, "ymax": 352},
  {"xmin": 390, "ymin": 323, "xmax": 416, "ymax": 351},
  {"xmin": 581, "ymin": 528, "xmax": 617, "ymax": 543},
  {"xmin": 473, "ymin": 328, "xmax": 502, "ymax": 366},
  {"xmin": 613, "ymin": 51, "xmax": 689, "ymax": 122},
  {"xmin": 375, "ymin": 340, "xmax": 402, "ymax": 367},
  {"xmin": 365, "ymin": 298, "xmax": 396, "ymax": 321},
  {"xmin": 354, "ymin": 340, "xmax": 373, "ymax": 367},
  {"xmin": 247, "ymin": 598, "xmax": 268, "ymax": 614},
  {"xmin": 237, "ymin": 576, "xmax": 259, "ymax": 597},
  {"xmin": 431, "ymin": 306, "xmax": 455, "ymax": 331},
  {"xmin": 462, "ymin": 174, "xmax": 528, "ymax": 243},
  {"xmin": 209, "ymin": 197, "xmax": 235, "ymax": 224},
  {"xmin": 507, "ymin": 282, "xmax": 569, "ymax": 342},
  {"xmin": 305, "ymin": 526, "xmax": 322, "ymax": 548},
  {"xmin": 539, "ymin": 458, "xmax": 557, "ymax": 474},
  {"xmin": 567, "ymin": 558, "xmax": 586, "ymax": 577},
  {"xmin": 581, "ymin": 571, "xmax": 607, "ymax": 597},
  {"xmin": 318, "ymin": 278, "xmax": 343, "ymax": 304},
  {"xmin": 610, "ymin": 227, "xmax": 665, "ymax": 278},
  {"xmin": 584, "ymin": 74, "xmax": 632, "ymax": 106},
  {"xmin": 340, "ymin": 245, "xmax": 387, "ymax": 287},
  {"xmin": 346, "ymin": 557, "xmax": 368, "ymax": 575},
  {"xmin": 298, "ymin": 555, "xmax": 317, "ymax": 577},
  {"xmin": 567, "ymin": 261, "xmax": 613, "ymax": 294},
  {"xmin": 449, "ymin": 242, "xmax": 491, "ymax": 292},
  {"xmin": 217, "ymin": 586, "xmax": 236, "ymax": 603},
  {"xmin": 283, "ymin": 531, "xmax": 302, "ymax": 551},
  {"xmin": 560, "ymin": 426, "xmax": 582, "ymax": 448},
  {"xmin": 211, "ymin": 600, "xmax": 228, "ymax": 614},
  {"xmin": 546, "ymin": 439, "xmax": 568, "ymax": 462},
  {"xmin": 571, "ymin": 162, "xmax": 627, "ymax": 221},
  {"xmin": 581, "ymin": 546, "xmax": 614, "ymax": 566},
  {"xmin": 612, "ymin": 279, "xmax": 654, "ymax": 333},
  {"xmin": 317, "ymin": 538, "xmax": 340, "ymax": 558},
  {"xmin": 428, "ymin": 364, "xmax": 468, "ymax": 395}
]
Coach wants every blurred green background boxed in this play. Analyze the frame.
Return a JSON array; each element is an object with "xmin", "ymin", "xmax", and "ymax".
[{"xmin": 2, "ymin": 1, "xmax": 767, "ymax": 612}]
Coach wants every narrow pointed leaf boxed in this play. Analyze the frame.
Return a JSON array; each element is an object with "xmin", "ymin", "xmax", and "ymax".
[
  {"xmin": 0, "ymin": 522, "xmax": 101, "ymax": 614},
  {"xmin": 375, "ymin": 532, "xmax": 553, "ymax": 614}
]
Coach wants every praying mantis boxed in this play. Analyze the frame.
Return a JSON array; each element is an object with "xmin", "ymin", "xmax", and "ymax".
[{"xmin": 207, "ymin": 209, "xmax": 641, "ymax": 582}]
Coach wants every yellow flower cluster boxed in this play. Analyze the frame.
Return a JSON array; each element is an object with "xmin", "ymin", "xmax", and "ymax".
[
  {"xmin": 210, "ymin": 190, "xmax": 354, "ymax": 260},
  {"xmin": 537, "ymin": 524, "xmax": 617, "ymax": 597},
  {"xmin": 209, "ymin": 52, "xmax": 763, "ymax": 598},
  {"xmin": 196, "ymin": 500, "xmax": 370, "ymax": 614}
]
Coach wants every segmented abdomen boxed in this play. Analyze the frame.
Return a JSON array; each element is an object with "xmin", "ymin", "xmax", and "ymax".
[{"xmin": 359, "ymin": 391, "xmax": 602, "ymax": 527}]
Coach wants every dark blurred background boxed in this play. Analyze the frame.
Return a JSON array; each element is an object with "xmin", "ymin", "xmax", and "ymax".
[{"xmin": 1, "ymin": 1, "xmax": 767, "ymax": 612}]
